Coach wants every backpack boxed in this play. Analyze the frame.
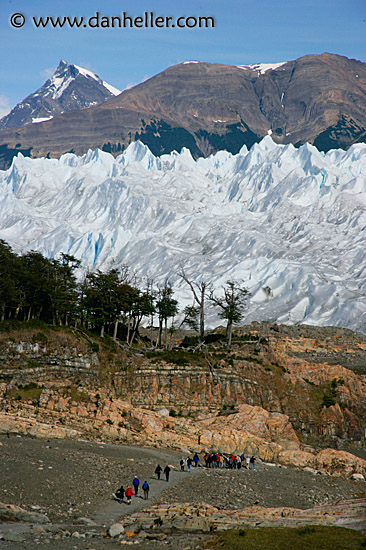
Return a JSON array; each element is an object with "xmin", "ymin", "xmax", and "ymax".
[{"xmin": 142, "ymin": 481, "xmax": 149, "ymax": 490}]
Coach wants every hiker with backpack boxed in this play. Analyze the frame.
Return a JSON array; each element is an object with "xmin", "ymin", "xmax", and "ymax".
[
  {"xmin": 142, "ymin": 480, "xmax": 150, "ymax": 499},
  {"xmin": 193, "ymin": 453, "xmax": 199, "ymax": 467}
]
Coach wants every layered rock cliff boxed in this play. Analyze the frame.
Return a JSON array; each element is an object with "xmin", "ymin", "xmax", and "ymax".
[{"xmin": 0, "ymin": 323, "xmax": 365, "ymax": 469}]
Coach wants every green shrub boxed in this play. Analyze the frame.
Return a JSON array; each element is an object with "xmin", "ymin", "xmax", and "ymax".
[
  {"xmin": 89, "ymin": 342, "xmax": 99, "ymax": 353},
  {"xmin": 7, "ymin": 382, "xmax": 43, "ymax": 404},
  {"xmin": 205, "ymin": 525, "xmax": 365, "ymax": 550},
  {"xmin": 27, "ymin": 359, "xmax": 42, "ymax": 368},
  {"xmin": 31, "ymin": 332, "xmax": 48, "ymax": 344},
  {"xmin": 181, "ymin": 335, "xmax": 200, "ymax": 348},
  {"xmin": 322, "ymin": 392, "xmax": 337, "ymax": 407},
  {"xmin": 147, "ymin": 349, "xmax": 204, "ymax": 366},
  {"xmin": 204, "ymin": 333, "xmax": 224, "ymax": 344},
  {"xmin": 297, "ymin": 526, "xmax": 317, "ymax": 535}
]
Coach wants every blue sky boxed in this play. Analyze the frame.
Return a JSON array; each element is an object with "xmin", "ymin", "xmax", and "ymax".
[{"xmin": 1, "ymin": 0, "xmax": 365, "ymax": 116}]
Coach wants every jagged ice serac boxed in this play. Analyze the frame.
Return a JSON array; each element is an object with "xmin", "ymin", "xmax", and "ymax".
[{"xmin": 0, "ymin": 136, "xmax": 365, "ymax": 332}]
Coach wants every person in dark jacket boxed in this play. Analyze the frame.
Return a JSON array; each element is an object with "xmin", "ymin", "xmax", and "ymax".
[
  {"xmin": 193, "ymin": 453, "xmax": 199, "ymax": 467},
  {"xmin": 163, "ymin": 464, "xmax": 171, "ymax": 481},
  {"xmin": 250, "ymin": 456, "xmax": 256, "ymax": 470},
  {"xmin": 155, "ymin": 464, "xmax": 162, "ymax": 480},
  {"xmin": 114, "ymin": 485, "xmax": 124, "ymax": 502}
]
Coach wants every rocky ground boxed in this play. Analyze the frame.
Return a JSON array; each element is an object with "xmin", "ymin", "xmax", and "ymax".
[
  {"xmin": 1, "ymin": 323, "xmax": 366, "ymax": 547},
  {"xmin": 1, "ymin": 435, "xmax": 365, "ymax": 549}
]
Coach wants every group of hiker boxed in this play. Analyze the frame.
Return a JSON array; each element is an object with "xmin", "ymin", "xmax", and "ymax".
[
  {"xmin": 114, "ymin": 453, "xmax": 256, "ymax": 504},
  {"xmin": 114, "ymin": 475, "xmax": 150, "ymax": 504},
  {"xmin": 114, "ymin": 464, "xmax": 171, "ymax": 505},
  {"xmin": 179, "ymin": 454, "xmax": 199, "ymax": 472},
  {"xmin": 179, "ymin": 452, "xmax": 256, "ymax": 471},
  {"xmin": 202, "ymin": 452, "xmax": 256, "ymax": 470}
]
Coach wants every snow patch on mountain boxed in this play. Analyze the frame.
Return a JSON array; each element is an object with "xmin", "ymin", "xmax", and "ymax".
[
  {"xmin": 237, "ymin": 62, "xmax": 287, "ymax": 74},
  {"xmin": 73, "ymin": 64, "xmax": 121, "ymax": 96},
  {"xmin": 0, "ymin": 137, "xmax": 365, "ymax": 332},
  {"xmin": 31, "ymin": 116, "xmax": 53, "ymax": 124}
]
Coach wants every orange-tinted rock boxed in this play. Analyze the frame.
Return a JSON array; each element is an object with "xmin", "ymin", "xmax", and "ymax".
[{"xmin": 313, "ymin": 448, "xmax": 366, "ymax": 478}]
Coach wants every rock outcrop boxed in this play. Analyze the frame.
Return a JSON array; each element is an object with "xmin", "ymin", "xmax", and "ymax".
[
  {"xmin": 123, "ymin": 499, "xmax": 366, "ymax": 532},
  {"xmin": 1, "ymin": 399, "xmax": 366, "ymax": 479},
  {"xmin": 0, "ymin": 502, "xmax": 49, "ymax": 524}
]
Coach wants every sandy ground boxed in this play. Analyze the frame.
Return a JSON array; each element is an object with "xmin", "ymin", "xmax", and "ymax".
[{"xmin": 0, "ymin": 435, "xmax": 365, "ymax": 549}]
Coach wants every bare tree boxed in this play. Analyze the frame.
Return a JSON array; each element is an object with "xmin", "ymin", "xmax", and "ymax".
[{"xmin": 179, "ymin": 269, "xmax": 210, "ymax": 341}]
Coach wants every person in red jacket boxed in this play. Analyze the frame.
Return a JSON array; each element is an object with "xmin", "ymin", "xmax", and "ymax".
[{"xmin": 125, "ymin": 487, "xmax": 133, "ymax": 504}]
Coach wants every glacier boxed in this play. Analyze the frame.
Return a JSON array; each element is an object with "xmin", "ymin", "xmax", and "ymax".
[{"xmin": 0, "ymin": 136, "xmax": 365, "ymax": 332}]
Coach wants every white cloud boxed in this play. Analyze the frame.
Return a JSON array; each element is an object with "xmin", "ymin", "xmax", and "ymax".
[
  {"xmin": 123, "ymin": 74, "xmax": 150, "ymax": 91},
  {"xmin": 0, "ymin": 95, "xmax": 11, "ymax": 118},
  {"xmin": 40, "ymin": 67, "xmax": 56, "ymax": 80},
  {"xmin": 76, "ymin": 62, "xmax": 97, "ymax": 74}
]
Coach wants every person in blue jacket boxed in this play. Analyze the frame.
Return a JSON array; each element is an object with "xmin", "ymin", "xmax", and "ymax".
[
  {"xmin": 142, "ymin": 480, "xmax": 150, "ymax": 499},
  {"xmin": 132, "ymin": 476, "xmax": 140, "ymax": 496}
]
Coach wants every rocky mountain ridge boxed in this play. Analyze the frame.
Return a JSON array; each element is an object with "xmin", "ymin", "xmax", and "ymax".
[
  {"xmin": 0, "ymin": 60, "xmax": 120, "ymax": 130},
  {"xmin": 0, "ymin": 53, "xmax": 366, "ymax": 168}
]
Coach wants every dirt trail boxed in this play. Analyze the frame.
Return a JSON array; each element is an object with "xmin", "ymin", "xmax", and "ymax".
[{"xmin": 92, "ymin": 463, "xmax": 202, "ymax": 527}]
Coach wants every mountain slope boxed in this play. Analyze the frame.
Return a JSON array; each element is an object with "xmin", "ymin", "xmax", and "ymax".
[
  {"xmin": 1, "ymin": 137, "xmax": 365, "ymax": 332},
  {"xmin": 0, "ymin": 60, "xmax": 120, "ymax": 129},
  {"xmin": 0, "ymin": 53, "xmax": 366, "ymax": 169}
]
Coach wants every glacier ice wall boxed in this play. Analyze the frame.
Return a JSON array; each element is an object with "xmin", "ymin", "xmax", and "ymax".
[{"xmin": 0, "ymin": 136, "xmax": 365, "ymax": 332}]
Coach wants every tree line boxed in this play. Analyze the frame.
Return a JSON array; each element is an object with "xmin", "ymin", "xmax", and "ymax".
[{"xmin": 0, "ymin": 240, "xmax": 250, "ymax": 348}]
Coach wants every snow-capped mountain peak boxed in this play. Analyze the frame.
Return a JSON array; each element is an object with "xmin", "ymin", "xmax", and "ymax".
[
  {"xmin": 46, "ymin": 60, "xmax": 121, "ymax": 100},
  {"xmin": 0, "ymin": 60, "xmax": 121, "ymax": 130}
]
